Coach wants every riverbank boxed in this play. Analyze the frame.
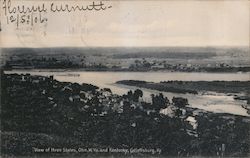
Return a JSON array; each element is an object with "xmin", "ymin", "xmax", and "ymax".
[
  {"xmin": 4, "ymin": 70, "xmax": 250, "ymax": 116},
  {"xmin": 5, "ymin": 69, "xmax": 250, "ymax": 81},
  {"xmin": 116, "ymin": 80, "xmax": 250, "ymax": 109},
  {"xmin": 1, "ymin": 72, "xmax": 250, "ymax": 157},
  {"xmin": 4, "ymin": 66, "xmax": 250, "ymax": 73},
  {"xmin": 117, "ymin": 80, "xmax": 250, "ymax": 94}
]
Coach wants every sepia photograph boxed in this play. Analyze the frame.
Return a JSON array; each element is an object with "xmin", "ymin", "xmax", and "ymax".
[{"xmin": 1, "ymin": 0, "xmax": 250, "ymax": 157}]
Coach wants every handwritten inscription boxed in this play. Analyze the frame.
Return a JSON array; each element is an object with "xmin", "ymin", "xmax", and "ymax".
[
  {"xmin": 2, "ymin": 0, "xmax": 112, "ymax": 29},
  {"xmin": 50, "ymin": 1, "xmax": 111, "ymax": 12}
]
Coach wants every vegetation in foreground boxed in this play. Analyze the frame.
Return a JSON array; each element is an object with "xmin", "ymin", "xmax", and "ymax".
[{"xmin": 1, "ymin": 73, "xmax": 250, "ymax": 157}]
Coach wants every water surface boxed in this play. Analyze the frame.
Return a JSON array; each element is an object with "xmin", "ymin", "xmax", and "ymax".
[{"xmin": 5, "ymin": 70, "xmax": 250, "ymax": 116}]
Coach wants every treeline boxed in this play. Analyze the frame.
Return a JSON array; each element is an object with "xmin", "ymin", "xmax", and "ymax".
[
  {"xmin": 117, "ymin": 80, "xmax": 250, "ymax": 94},
  {"xmin": 112, "ymin": 52, "xmax": 217, "ymax": 59}
]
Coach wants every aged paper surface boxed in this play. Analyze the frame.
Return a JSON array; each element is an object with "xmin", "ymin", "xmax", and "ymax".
[{"xmin": 1, "ymin": 0, "xmax": 250, "ymax": 157}]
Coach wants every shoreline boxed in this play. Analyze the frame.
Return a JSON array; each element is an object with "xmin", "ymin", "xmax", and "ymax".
[
  {"xmin": 4, "ymin": 68, "xmax": 250, "ymax": 74},
  {"xmin": 1, "ymin": 68, "xmax": 250, "ymax": 73},
  {"xmin": 116, "ymin": 80, "xmax": 250, "ymax": 111},
  {"xmin": 116, "ymin": 80, "xmax": 250, "ymax": 94},
  {"xmin": 4, "ymin": 69, "xmax": 250, "ymax": 116}
]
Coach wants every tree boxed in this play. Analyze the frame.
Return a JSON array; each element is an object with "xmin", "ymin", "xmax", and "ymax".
[
  {"xmin": 172, "ymin": 97, "xmax": 188, "ymax": 108},
  {"xmin": 103, "ymin": 88, "xmax": 112, "ymax": 93},
  {"xmin": 127, "ymin": 90, "xmax": 133, "ymax": 100},
  {"xmin": 151, "ymin": 93, "xmax": 169, "ymax": 111},
  {"xmin": 133, "ymin": 89, "xmax": 143, "ymax": 102}
]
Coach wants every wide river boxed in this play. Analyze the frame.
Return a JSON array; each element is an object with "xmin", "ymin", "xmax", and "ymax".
[{"xmin": 5, "ymin": 70, "xmax": 250, "ymax": 116}]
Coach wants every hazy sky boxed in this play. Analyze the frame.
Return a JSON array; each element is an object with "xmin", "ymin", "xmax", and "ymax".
[{"xmin": 1, "ymin": 0, "xmax": 249, "ymax": 47}]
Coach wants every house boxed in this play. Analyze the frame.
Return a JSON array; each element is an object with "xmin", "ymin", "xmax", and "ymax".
[
  {"xmin": 21, "ymin": 75, "xmax": 26, "ymax": 81},
  {"xmin": 69, "ymin": 95, "xmax": 81, "ymax": 102}
]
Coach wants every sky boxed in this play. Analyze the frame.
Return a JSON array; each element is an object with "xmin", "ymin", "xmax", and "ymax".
[{"xmin": 1, "ymin": 0, "xmax": 249, "ymax": 47}]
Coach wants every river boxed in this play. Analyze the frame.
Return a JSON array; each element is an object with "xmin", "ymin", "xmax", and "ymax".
[{"xmin": 4, "ymin": 70, "xmax": 250, "ymax": 116}]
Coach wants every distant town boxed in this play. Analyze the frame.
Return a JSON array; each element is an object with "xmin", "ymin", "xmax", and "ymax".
[{"xmin": 1, "ymin": 47, "xmax": 250, "ymax": 72}]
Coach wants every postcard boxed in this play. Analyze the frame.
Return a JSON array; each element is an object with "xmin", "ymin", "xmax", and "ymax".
[{"xmin": 1, "ymin": 0, "xmax": 250, "ymax": 157}]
